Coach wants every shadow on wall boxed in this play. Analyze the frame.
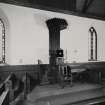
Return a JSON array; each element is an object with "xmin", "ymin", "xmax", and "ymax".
[{"xmin": 34, "ymin": 13, "xmax": 49, "ymax": 28}]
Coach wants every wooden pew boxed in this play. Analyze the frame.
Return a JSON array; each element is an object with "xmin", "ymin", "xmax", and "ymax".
[
  {"xmin": 4, "ymin": 73, "xmax": 15, "ymax": 102},
  {"xmin": 0, "ymin": 73, "xmax": 13, "ymax": 105},
  {"xmin": 0, "ymin": 89, "xmax": 9, "ymax": 105},
  {"xmin": 0, "ymin": 73, "xmax": 21, "ymax": 103}
]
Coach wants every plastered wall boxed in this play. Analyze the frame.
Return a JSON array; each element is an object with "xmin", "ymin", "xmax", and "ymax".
[{"xmin": 0, "ymin": 3, "xmax": 105, "ymax": 65}]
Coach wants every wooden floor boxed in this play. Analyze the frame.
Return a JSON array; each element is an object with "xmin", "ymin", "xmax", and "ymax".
[{"xmin": 11, "ymin": 83, "xmax": 105, "ymax": 105}]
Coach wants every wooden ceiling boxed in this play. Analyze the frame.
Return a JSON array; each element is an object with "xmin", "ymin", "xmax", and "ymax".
[{"xmin": 0, "ymin": 0, "xmax": 105, "ymax": 20}]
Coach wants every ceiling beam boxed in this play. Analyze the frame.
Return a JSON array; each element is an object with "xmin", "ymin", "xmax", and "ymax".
[
  {"xmin": 0, "ymin": 1, "xmax": 105, "ymax": 21},
  {"xmin": 82, "ymin": 0, "xmax": 89, "ymax": 13},
  {"xmin": 82, "ymin": 0, "xmax": 94, "ymax": 13}
]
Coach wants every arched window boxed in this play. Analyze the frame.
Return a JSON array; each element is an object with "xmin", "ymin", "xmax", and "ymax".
[
  {"xmin": 88, "ymin": 27, "xmax": 97, "ymax": 61},
  {"xmin": 0, "ymin": 19, "xmax": 5, "ymax": 63}
]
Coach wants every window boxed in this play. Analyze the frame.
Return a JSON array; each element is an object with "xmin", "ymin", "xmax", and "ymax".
[
  {"xmin": 88, "ymin": 27, "xmax": 97, "ymax": 61},
  {"xmin": 0, "ymin": 19, "xmax": 5, "ymax": 63}
]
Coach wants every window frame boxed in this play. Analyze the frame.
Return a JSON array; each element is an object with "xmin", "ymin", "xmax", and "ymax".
[
  {"xmin": 0, "ymin": 18, "xmax": 5, "ymax": 63},
  {"xmin": 88, "ymin": 27, "xmax": 97, "ymax": 61}
]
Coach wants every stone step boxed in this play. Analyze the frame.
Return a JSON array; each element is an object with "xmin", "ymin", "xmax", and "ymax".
[
  {"xmin": 27, "ymin": 83, "xmax": 102, "ymax": 101},
  {"xmin": 24, "ymin": 88, "xmax": 105, "ymax": 105},
  {"xmin": 12, "ymin": 84, "xmax": 105, "ymax": 105},
  {"xmin": 26, "ymin": 83, "xmax": 105, "ymax": 105}
]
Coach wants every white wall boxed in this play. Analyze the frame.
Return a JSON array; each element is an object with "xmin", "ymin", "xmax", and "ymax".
[
  {"xmin": 0, "ymin": 3, "xmax": 49, "ymax": 64},
  {"xmin": 0, "ymin": 3, "xmax": 105, "ymax": 65},
  {"xmin": 61, "ymin": 17, "xmax": 105, "ymax": 63}
]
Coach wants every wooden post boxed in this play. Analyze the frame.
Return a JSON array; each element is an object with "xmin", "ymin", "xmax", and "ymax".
[
  {"xmin": 23, "ymin": 72, "xmax": 27, "ymax": 99},
  {"xmin": 23, "ymin": 72, "xmax": 30, "ymax": 99},
  {"xmin": 5, "ymin": 80, "xmax": 14, "ymax": 102},
  {"xmin": 26, "ymin": 73, "xmax": 30, "ymax": 94}
]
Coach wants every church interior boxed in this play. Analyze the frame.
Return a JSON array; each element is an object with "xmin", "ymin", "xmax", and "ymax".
[{"xmin": 0, "ymin": 0, "xmax": 105, "ymax": 105}]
